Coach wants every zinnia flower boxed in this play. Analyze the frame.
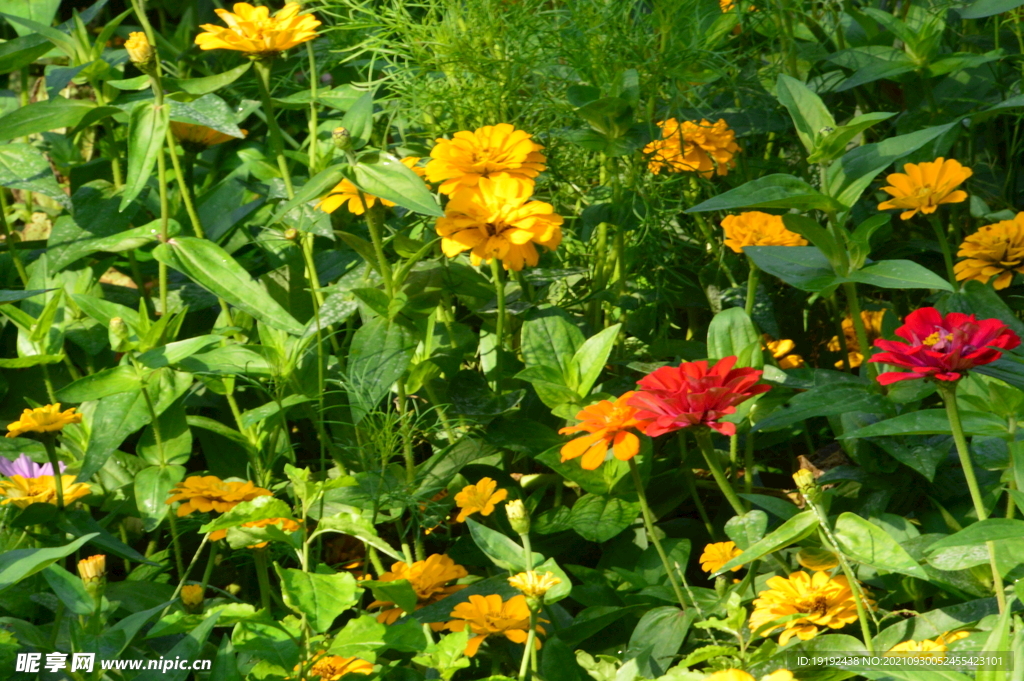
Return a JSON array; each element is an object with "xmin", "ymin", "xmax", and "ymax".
[
  {"xmin": 181, "ymin": 584, "xmax": 205, "ymax": 609},
  {"xmin": 508, "ymin": 571, "xmax": 561, "ymax": 600},
  {"xmin": 165, "ymin": 476, "xmax": 272, "ymax": 517},
  {"xmin": 316, "ymin": 157, "xmax": 425, "ymax": 215},
  {"xmin": 77, "ymin": 555, "xmax": 106, "ymax": 585},
  {"xmin": 6, "ymin": 404, "xmax": 82, "ymax": 438},
  {"xmin": 558, "ymin": 392, "xmax": 652, "ymax": 470},
  {"xmin": 0, "ymin": 453, "xmax": 64, "ymax": 478},
  {"xmin": 296, "ymin": 651, "xmax": 373, "ymax": 679},
  {"xmin": 954, "ymin": 213, "xmax": 1024, "ymax": 290},
  {"xmin": 171, "ymin": 122, "xmax": 246, "ymax": 153},
  {"xmin": 644, "ymin": 118, "xmax": 741, "ymax": 177},
  {"xmin": 0, "ymin": 475, "xmax": 91, "ymax": 508},
  {"xmin": 878, "ymin": 157, "xmax": 971, "ymax": 220},
  {"xmin": 125, "ymin": 32, "xmax": 154, "ymax": 66},
  {"xmin": 699, "ymin": 541, "xmax": 744, "ymax": 574},
  {"xmin": 368, "ymin": 554, "xmax": 468, "ymax": 629},
  {"xmin": 454, "ymin": 477, "xmax": 508, "ymax": 522},
  {"xmin": 445, "ymin": 594, "xmax": 544, "ymax": 657},
  {"xmin": 425, "ymin": 123, "xmax": 546, "ymax": 195},
  {"xmin": 722, "ymin": 212, "xmax": 808, "ymax": 253},
  {"xmin": 194, "ymin": 2, "xmax": 320, "ymax": 56},
  {"xmin": 869, "ymin": 307, "xmax": 1020, "ymax": 385},
  {"xmin": 749, "ymin": 571, "xmax": 866, "ymax": 645},
  {"xmin": 706, "ymin": 671, "xmax": 755, "ymax": 681},
  {"xmin": 627, "ymin": 357, "xmax": 771, "ymax": 437},
  {"xmin": 827, "ymin": 310, "xmax": 886, "ymax": 368},
  {"xmin": 434, "ymin": 175, "xmax": 563, "ymax": 271},
  {"xmin": 763, "ymin": 335, "xmax": 804, "ymax": 369}
]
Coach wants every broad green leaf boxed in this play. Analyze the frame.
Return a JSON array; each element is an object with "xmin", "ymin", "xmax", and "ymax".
[
  {"xmin": 925, "ymin": 519, "xmax": 1024, "ymax": 554},
  {"xmin": 960, "ymin": 0, "xmax": 1024, "ymax": 18},
  {"xmin": 200, "ymin": 496, "xmax": 294, "ymax": 533},
  {"xmin": 347, "ymin": 153, "xmax": 442, "ymax": 217},
  {"xmin": 133, "ymin": 611, "xmax": 222, "ymax": 681},
  {"xmin": 687, "ymin": 174, "xmax": 843, "ymax": 213},
  {"xmin": 169, "ymin": 94, "xmax": 244, "ymax": 138},
  {"xmin": 781, "ymin": 215, "xmax": 842, "ymax": 268},
  {"xmin": 753, "ymin": 383, "xmax": 889, "ymax": 432},
  {"xmin": 626, "ymin": 606, "xmax": 694, "ymax": 678},
  {"xmin": 42, "ymin": 564, "xmax": 96, "ymax": 616},
  {"xmin": 178, "ymin": 345, "xmax": 273, "ymax": 376},
  {"xmin": 568, "ymin": 493, "xmax": 641, "ymax": 543},
  {"xmin": 269, "ymin": 164, "xmax": 345, "ymax": 226},
  {"xmin": 166, "ymin": 63, "xmax": 252, "ymax": 96},
  {"xmin": 834, "ymin": 513, "xmax": 929, "ymax": 579},
  {"xmin": 0, "ymin": 533, "xmax": 97, "ymax": 593},
  {"xmin": 239, "ymin": 394, "xmax": 313, "ymax": 431},
  {"xmin": 0, "ymin": 98, "xmax": 114, "ymax": 143},
  {"xmin": 467, "ymin": 518, "xmax": 544, "ymax": 571},
  {"xmin": 120, "ymin": 101, "xmax": 170, "ymax": 210},
  {"xmin": 515, "ymin": 364, "xmax": 580, "ymax": 408},
  {"xmin": 744, "ymin": 246, "xmax": 839, "ymax": 293},
  {"xmin": 521, "ymin": 306, "xmax": 585, "ymax": 379},
  {"xmin": 314, "ymin": 509, "xmax": 405, "ymax": 562},
  {"xmin": 328, "ymin": 615, "xmax": 387, "ymax": 657},
  {"xmin": 0, "ymin": 289, "xmax": 49, "ymax": 305},
  {"xmin": 848, "ymin": 260, "xmax": 952, "ymax": 291},
  {"xmin": 725, "ymin": 510, "xmax": 768, "ymax": 550},
  {"xmin": 339, "ymin": 91, "xmax": 374, "ymax": 150},
  {"xmin": 0, "ymin": 354, "xmax": 65, "ymax": 368},
  {"xmin": 570, "ymin": 323, "xmax": 621, "ymax": 397},
  {"xmin": 0, "ymin": 0, "xmax": 61, "ymax": 37},
  {"xmin": 138, "ymin": 401, "xmax": 192, "ymax": 466},
  {"xmin": 274, "ymin": 565, "xmax": 358, "ymax": 633},
  {"xmin": 362, "ymin": 579, "xmax": 418, "ymax": 615},
  {"xmin": 48, "ymin": 218, "xmax": 174, "ymax": 271},
  {"xmin": 707, "ymin": 307, "xmax": 762, "ymax": 368},
  {"xmin": 839, "ymin": 410, "xmax": 1008, "ymax": 439},
  {"xmin": 136, "ymin": 335, "xmax": 222, "ymax": 369},
  {"xmin": 775, "ymin": 74, "xmax": 836, "ymax": 155},
  {"xmin": 808, "ymin": 112, "xmax": 897, "ymax": 164},
  {"xmin": 346, "ymin": 317, "xmax": 417, "ymax": 423},
  {"xmin": 412, "ymin": 574, "xmax": 520, "ymax": 624},
  {"xmin": 0, "ymin": 33, "xmax": 51, "ymax": 73},
  {"xmin": 0, "ymin": 143, "xmax": 69, "ymax": 207},
  {"xmin": 153, "ymin": 237, "xmax": 304, "ymax": 335},
  {"xmin": 56, "ymin": 365, "xmax": 140, "ymax": 403},
  {"xmin": 134, "ymin": 465, "xmax": 186, "ymax": 531},
  {"xmin": 715, "ymin": 510, "xmax": 818, "ymax": 574}
]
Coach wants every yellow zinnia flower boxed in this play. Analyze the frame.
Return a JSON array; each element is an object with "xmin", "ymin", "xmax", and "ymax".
[
  {"xmin": 368, "ymin": 554, "xmax": 468, "ymax": 630},
  {"xmin": 77, "ymin": 555, "xmax": 106, "ymax": 585},
  {"xmin": 721, "ymin": 212, "xmax": 808, "ymax": 253},
  {"xmin": 425, "ymin": 123, "xmax": 547, "ymax": 196},
  {"xmin": 878, "ymin": 157, "xmax": 971, "ymax": 220},
  {"xmin": 705, "ymin": 671, "xmax": 754, "ymax": 681},
  {"xmin": 446, "ymin": 594, "xmax": 545, "ymax": 657},
  {"xmin": 125, "ymin": 32, "xmax": 154, "ymax": 66},
  {"xmin": 762, "ymin": 335, "xmax": 805, "ymax": 369},
  {"xmin": 296, "ymin": 651, "xmax": 373, "ymax": 679},
  {"xmin": 453, "ymin": 477, "xmax": 508, "ymax": 522},
  {"xmin": 749, "ymin": 571, "xmax": 867, "ymax": 645},
  {"xmin": 762, "ymin": 672, "xmax": 796, "ymax": 681},
  {"xmin": 954, "ymin": 213, "xmax": 1024, "ymax": 290},
  {"xmin": 0, "ymin": 475, "xmax": 91, "ymax": 508},
  {"xmin": 210, "ymin": 516, "xmax": 302, "ymax": 547},
  {"xmin": 796, "ymin": 547, "xmax": 839, "ymax": 572},
  {"xmin": 434, "ymin": 175, "xmax": 563, "ymax": 271},
  {"xmin": 827, "ymin": 310, "xmax": 886, "ymax": 368},
  {"xmin": 508, "ymin": 571, "xmax": 562, "ymax": 600},
  {"xmin": 6, "ymin": 404, "xmax": 82, "ymax": 438},
  {"xmin": 644, "ymin": 118, "xmax": 741, "ymax": 177},
  {"xmin": 181, "ymin": 584, "xmax": 205, "ymax": 609},
  {"xmin": 165, "ymin": 475, "xmax": 271, "ymax": 517},
  {"xmin": 699, "ymin": 541, "xmax": 744, "ymax": 574},
  {"xmin": 316, "ymin": 157, "xmax": 425, "ymax": 215},
  {"xmin": 194, "ymin": 2, "xmax": 320, "ymax": 57}
]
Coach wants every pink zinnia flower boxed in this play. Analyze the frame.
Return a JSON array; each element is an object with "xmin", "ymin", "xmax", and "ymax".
[
  {"xmin": 869, "ymin": 307, "xmax": 1020, "ymax": 385},
  {"xmin": 627, "ymin": 357, "xmax": 771, "ymax": 437},
  {"xmin": 0, "ymin": 453, "xmax": 63, "ymax": 479}
]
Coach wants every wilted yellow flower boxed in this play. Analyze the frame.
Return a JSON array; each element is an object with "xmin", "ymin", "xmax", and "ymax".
[
  {"xmin": 298, "ymin": 651, "xmax": 373, "ymax": 679},
  {"xmin": 954, "ymin": 213, "xmax": 1024, "ymax": 290},
  {"xmin": 368, "ymin": 554, "xmax": 468, "ymax": 629},
  {"xmin": 644, "ymin": 118, "xmax": 741, "ymax": 177},
  {"xmin": 878, "ymin": 157, "xmax": 971, "ymax": 220},
  {"xmin": 195, "ymin": 2, "xmax": 320, "ymax": 56},
  {"xmin": 796, "ymin": 547, "xmax": 839, "ymax": 572},
  {"xmin": 454, "ymin": 477, "xmax": 508, "ymax": 522},
  {"xmin": 0, "ymin": 475, "xmax": 91, "ymax": 508},
  {"xmin": 77, "ymin": 555, "xmax": 106, "ymax": 584},
  {"xmin": 749, "ymin": 571, "xmax": 867, "ymax": 645},
  {"xmin": 125, "ymin": 32, "xmax": 154, "ymax": 66},
  {"xmin": 435, "ymin": 175, "xmax": 563, "ymax": 271},
  {"xmin": 165, "ymin": 476, "xmax": 271, "ymax": 517},
  {"xmin": 700, "ymin": 541, "xmax": 744, "ymax": 574},
  {"xmin": 446, "ymin": 594, "xmax": 544, "ymax": 657},
  {"xmin": 425, "ymin": 123, "xmax": 546, "ymax": 196},
  {"xmin": 316, "ymin": 157, "xmax": 425, "ymax": 215},
  {"xmin": 181, "ymin": 584, "xmax": 204, "ymax": 609},
  {"xmin": 509, "ymin": 571, "xmax": 561, "ymax": 600},
  {"xmin": 722, "ymin": 212, "xmax": 807, "ymax": 253},
  {"xmin": 171, "ymin": 122, "xmax": 247, "ymax": 152},
  {"xmin": 827, "ymin": 310, "xmax": 887, "ymax": 368},
  {"xmin": 6, "ymin": 404, "xmax": 82, "ymax": 438},
  {"xmin": 763, "ymin": 335, "xmax": 804, "ymax": 369}
]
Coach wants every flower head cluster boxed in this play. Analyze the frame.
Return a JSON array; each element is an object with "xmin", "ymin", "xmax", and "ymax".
[
  {"xmin": 955, "ymin": 213, "xmax": 1024, "ymax": 290},
  {"xmin": 628, "ymin": 357, "xmax": 771, "ymax": 437},
  {"xmin": 296, "ymin": 651, "xmax": 373, "ymax": 679},
  {"xmin": 644, "ymin": 118, "xmax": 741, "ymax": 177},
  {"xmin": 763, "ymin": 335, "xmax": 804, "ymax": 369},
  {"xmin": 828, "ymin": 310, "xmax": 886, "ymax": 368},
  {"xmin": 722, "ymin": 212, "xmax": 807, "ymax": 253},
  {"xmin": 195, "ymin": 2, "xmax": 320, "ymax": 56},
  {"xmin": 869, "ymin": 307, "xmax": 1020, "ymax": 384},
  {"xmin": 699, "ymin": 541, "xmax": 744, "ymax": 574},
  {"xmin": 0, "ymin": 475, "xmax": 91, "ymax": 508},
  {"xmin": 509, "ymin": 571, "xmax": 561, "ymax": 600},
  {"xmin": 6, "ymin": 404, "xmax": 81, "ymax": 438},
  {"xmin": 369, "ymin": 554, "xmax": 468, "ymax": 628},
  {"xmin": 559, "ymin": 392, "xmax": 652, "ymax": 470},
  {"xmin": 425, "ymin": 123, "xmax": 546, "ymax": 196},
  {"xmin": 454, "ymin": 477, "xmax": 508, "ymax": 522},
  {"xmin": 878, "ymin": 157, "xmax": 971, "ymax": 220},
  {"xmin": 317, "ymin": 157, "xmax": 425, "ymax": 215},
  {"xmin": 445, "ymin": 594, "xmax": 545, "ymax": 657},
  {"xmin": 165, "ymin": 475, "xmax": 272, "ymax": 517},
  {"xmin": 749, "ymin": 571, "xmax": 866, "ymax": 645}
]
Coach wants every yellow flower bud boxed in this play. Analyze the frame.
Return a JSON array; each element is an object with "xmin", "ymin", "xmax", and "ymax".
[
  {"xmin": 77, "ymin": 554, "xmax": 106, "ymax": 584},
  {"xmin": 793, "ymin": 469, "xmax": 821, "ymax": 504},
  {"xmin": 181, "ymin": 584, "xmax": 204, "ymax": 613},
  {"xmin": 283, "ymin": 227, "xmax": 299, "ymax": 241},
  {"xmin": 125, "ymin": 32, "xmax": 154, "ymax": 67},
  {"xmin": 505, "ymin": 498, "xmax": 530, "ymax": 535},
  {"xmin": 332, "ymin": 127, "xmax": 352, "ymax": 151},
  {"xmin": 508, "ymin": 570, "xmax": 560, "ymax": 602}
]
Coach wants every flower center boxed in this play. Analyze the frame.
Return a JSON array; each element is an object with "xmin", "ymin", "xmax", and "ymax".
[
  {"xmin": 800, "ymin": 594, "xmax": 830, "ymax": 617},
  {"xmin": 922, "ymin": 331, "xmax": 952, "ymax": 346}
]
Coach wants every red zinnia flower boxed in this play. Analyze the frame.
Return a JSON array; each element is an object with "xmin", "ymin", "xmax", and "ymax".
[
  {"xmin": 627, "ymin": 357, "xmax": 771, "ymax": 437},
  {"xmin": 869, "ymin": 307, "xmax": 1020, "ymax": 385}
]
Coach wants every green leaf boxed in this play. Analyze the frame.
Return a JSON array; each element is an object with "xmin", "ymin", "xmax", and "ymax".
[
  {"xmin": 808, "ymin": 112, "xmax": 897, "ymax": 164},
  {"xmin": 960, "ymin": 0, "xmax": 1024, "ymax": 17},
  {"xmin": 753, "ymin": 383, "xmax": 889, "ymax": 432},
  {"xmin": 848, "ymin": 260, "xmax": 953, "ymax": 291},
  {"xmin": 0, "ymin": 354, "xmax": 65, "ymax": 368},
  {"xmin": 133, "ymin": 611, "xmax": 222, "ymax": 681},
  {"xmin": 274, "ymin": 564, "xmax": 358, "ymax": 633},
  {"xmin": 687, "ymin": 174, "xmax": 843, "ymax": 213},
  {"xmin": 725, "ymin": 510, "xmax": 768, "ymax": 550},
  {"xmin": 467, "ymin": 518, "xmax": 544, "ymax": 571},
  {"xmin": 169, "ymin": 94, "xmax": 245, "ymax": 138},
  {"xmin": 339, "ymin": 91, "xmax": 374, "ymax": 150},
  {"xmin": 568, "ymin": 494, "xmax": 641, "ymax": 543},
  {"xmin": 346, "ymin": 317, "xmax": 417, "ymax": 423},
  {"xmin": 120, "ymin": 101, "xmax": 170, "ymax": 210},
  {"xmin": 138, "ymin": 401, "xmax": 192, "ymax": 466},
  {"xmin": 781, "ymin": 215, "xmax": 843, "ymax": 267},
  {"xmin": 707, "ymin": 307, "xmax": 762, "ymax": 368},
  {"xmin": 775, "ymin": 74, "xmax": 836, "ymax": 155},
  {"xmin": 925, "ymin": 519, "xmax": 1024, "ymax": 554},
  {"xmin": 56, "ymin": 365, "xmax": 140, "ymax": 403},
  {"xmin": 515, "ymin": 364, "xmax": 580, "ymax": 408},
  {"xmin": 363, "ymin": 579, "xmax": 419, "ymax": 615},
  {"xmin": 42, "ymin": 564, "xmax": 96, "ymax": 616},
  {"xmin": 153, "ymin": 237, "xmax": 304, "ymax": 335},
  {"xmin": 136, "ymin": 335, "xmax": 222, "ymax": 369},
  {"xmin": 0, "ymin": 98, "xmax": 115, "ymax": 143},
  {"xmin": 0, "ymin": 33, "xmax": 52, "ymax": 74},
  {"xmin": 833, "ymin": 513, "xmax": 929, "ymax": 580},
  {"xmin": 314, "ymin": 509, "xmax": 405, "ymax": 562},
  {"xmin": 347, "ymin": 153, "xmax": 442, "ymax": 217},
  {"xmin": 839, "ymin": 410, "xmax": 1008, "ymax": 439},
  {"xmin": 570, "ymin": 324, "xmax": 621, "ymax": 397},
  {"xmin": 328, "ymin": 615, "xmax": 387, "ymax": 657},
  {"xmin": 270, "ymin": 165, "xmax": 345, "ymax": 226},
  {"xmin": 0, "ymin": 1, "xmax": 61, "ymax": 37},
  {"xmin": 0, "ymin": 289, "xmax": 49, "ymax": 305},
  {"xmin": 200, "ymin": 496, "xmax": 294, "ymax": 534},
  {"xmin": 134, "ymin": 465, "xmax": 186, "ymax": 532},
  {"xmin": 744, "ymin": 246, "xmax": 839, "ymax": 293},
  {"xmin": 522, "ymin": 307, "xmax": 585, "ymax": 379},
  {"xmin": 411, "ymin": 574, "xmax": 520, "ymax": 624},
  {"xmin": 625, "ymin": 606, "xmax": 693, "ymax": 678},
  {"xmin": 0, "ymin": 143, "xmax": 69, "ymax": 207},
  {"xmin": 0, "ymin": 533, "xmax": 97, "ymax": 593},
  {"xmin": 715, "ymin": 510, "xmax": 818, "ymax": 574},
  {"xmin": 166, "ymin": 63, "xmax": 252, "ymax": 96}
]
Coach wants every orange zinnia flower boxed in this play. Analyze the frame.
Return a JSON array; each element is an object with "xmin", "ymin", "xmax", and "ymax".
[
  {"xmin": 445, "ymin": 594, "xmax": 545, "ymax": 657},
  {"xmin": 453, "ymin": 477, "xmax": 508, "ymax": 522},
  {"xmin": 194, "ymin": 2, "xmax": 320, "ymax": 56},
  {"xmin": 368, "ymin": 554, "xmax": 468, "ymax": 630},
  {"xmin": 165, "ymin": 476, "xmax": 272, "ymax": 517},
  {"xmin": 878, "ymin": 157, "xmax": 971, "ymax": 220},
  {"xmin": 425, "ymin": 123, "xmax": 546, "ymax": 195},
  {"xmin": 558, "ymin": 392, "xmax": 652, "ymax": 470}
]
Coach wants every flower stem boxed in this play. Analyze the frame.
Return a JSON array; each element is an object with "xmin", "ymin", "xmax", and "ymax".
[
  {"xmin": 0, "ymin": 191, "xmax": 29, "ymax": 286},
  {"xmin": 813, "ymin": 522, "xmax": 875, "ymax": 653},
  {"xmin": 519, "ymin": 611, "xmax": 538, "ymax": 681},
  {"xmin": 253, "ymin": 59, "xmax": 294, "ymax": 200},
  {"xmin": 695, "ymin": 429, "xmax": 747, "ymax": 516},
  {"xmin": 938, "ymin": 383, "xmax": 1007, "ymax": 613},
  {"xmin": 306, "ymin": 42, "xmax": 320, "ymax": 174},
  {"xmin": 628, "ymin": 459, "xmax": 687, "ymax": 610},
  {"xmin": 166, "ymin": 511, "xmax": 186, "ymax": 579},
  {"xmin": 520, "ymin": 532, "xmax": 534, "ymax": 571},
  {"xmin": 41, "ymin": 435, "xmax": 64, "ymax": 510},
  {"xmin": 744, "ymin": 259, "xmax": 759, "ymax": 318},
  {"xmin": 928, "ymin": 215, "xmax": 958, "ymax": 287},
  {"xmin": 200, "ymin": 540, "xmax": 217, "ymax": 595},
  {"xmin": 842, "ymin": 282, "xmax": 875, "ymax": 380},
  {"xmin": 361, "ymin": 199, "xmax": 394, "ymax": 298},
  {"xmin": 164, "ymin": 132, "xmax": 205, "ymax": 238},
  {"xmin": 254, "ymin": 547, "xmax": 272, "ymax": 612},
  {"xmin": 490, "ymin": 258, "xmax": 506, "ymax": 393}
]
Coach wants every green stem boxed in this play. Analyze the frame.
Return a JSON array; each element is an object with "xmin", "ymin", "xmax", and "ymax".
[
  {"xmin": 490, "ymin": 258, "xmax": 506, "ymax": 393},
  {"xmin": 679, "ymin": 433, "xmax": 717, "ymax": 539},
  {"xmin": 842, "ymin": 282, "xmax": 875, "ymax": 380},
  {"xmin": 147, "ymin": 75, "xmax": 170, "ymax": 315},
  {"xmin": 253, "ymin": 59, "xmax": 294, "ymax": 199},
  {"xmin": 928, "ymin": 215, "xmax": 958, "ymax": 287},
  {"xmin": 744, "ymin": 432, "xmax": 755, "ymax": 495},
  {"xmin": 42, "ymin": 436, "xmax": 64, "ymax": 510},
  {"xmin": 695, "ymin": 429, "xmax": 747, "ymax": 516},
  {"xmin": 628, "ymin": 459, "xmax": 687, "ymax": 610},
  {"xmin": 744, "ymin": 259, "xmax": 759, "ymax": 318},
  {"xmin": 0, "ymin": 191, "xmax": 29, "ymax": 286},
  {"xmin": 200, "ymin": 540, "xmax": 217, "ymax": 595},
  {"xmin": 812, "ymin": 517, "xmax": 875, "ymax": 652},
  {"xmin": 521, "ymin": 532, "xmax": 534, "ymax": 572},
  {"xmin": 166, "ymin": 511, "xmax": 186, "ymax": 579},
  {"xmin": 306, "ymin": 43, "xmax": 319, "ymax": 174},
  {"xmin": 938, "ymin": 383, "xmax": 1007, "ymax": 613},
  {"xmin": 164, "ymin": 132, "xmax": 205, "ymax": 238},
  {"xmin": 518, "ymin": 611, "xmax": 538, "ymax": 681},
  {"xmin": 361, "ymin": 199, "xmax": 394, "ymax": 298},
  {"xmin": 254, "ymin": 547, "xmax": 272, "ymax": 612}
]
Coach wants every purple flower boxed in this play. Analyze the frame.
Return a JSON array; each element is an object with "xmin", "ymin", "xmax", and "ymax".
[{"xmin": 0, "ymin": 453, "xmax": 64, "ymax": 479}]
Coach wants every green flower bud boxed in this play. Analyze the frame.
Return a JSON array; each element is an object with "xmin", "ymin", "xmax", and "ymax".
[
  {"xmin": 108, "ymin": 316, "xmax": 133, "ymax": 353},
  {"xmin": 505, "ymin": 499, "xmax": 530, "ymax": 535},
  {"xmin": 332, "ymin": 127, "xmax": 352, "ymax": 151}
]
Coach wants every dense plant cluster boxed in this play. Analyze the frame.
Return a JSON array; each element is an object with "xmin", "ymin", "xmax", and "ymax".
[{"xmin": 5, "ymin": 0, "xmax": 1024, "ymax": 680}]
